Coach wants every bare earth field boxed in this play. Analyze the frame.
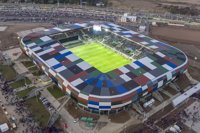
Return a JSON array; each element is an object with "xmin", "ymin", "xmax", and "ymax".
[
  {"xmin": 65, "ymin": 99, "xmax": 99, "ymax": 120},
  {"xmin": 150, "ymin": 26, "xmax": 200, "ymax": 45},
  {"xmin": 150, "ymin": 25, "xmax": 200, "ymax": 81},
  {"xmin": 0, "ymin": 23, "xmax": 53, "ymax": 50},
  {"xmin": 110, "ymin": 0, "xmax": 164, "ymax": 12},
  {"xmin": 159, "ymin": 0, "xmax": 200, "ymax": 5},
  {"xmin": 109, "ymin": 0, "xmax": 200, "ymax": 11},
  {"xmin": 108, "ymin": 111, "xmax": 130, "ymax": 123}
]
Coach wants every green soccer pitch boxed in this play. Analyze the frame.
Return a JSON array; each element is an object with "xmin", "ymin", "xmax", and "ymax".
[{"xmin": 69, "ymin": 41, "xmax": 131, "ymax": 73}]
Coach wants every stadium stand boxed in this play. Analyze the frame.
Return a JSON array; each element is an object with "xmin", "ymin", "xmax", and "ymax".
[{"xmin": 20, "ymin": 21, "xmax": 188, "ymax": 114}]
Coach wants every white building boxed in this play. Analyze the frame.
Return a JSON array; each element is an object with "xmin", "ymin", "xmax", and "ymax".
[
  {"xmin": 121, "ymin": 13, "xmax": 137, "ymax": 22},
  {"xmin": 0, "ymin": 123, "xmax": 9, "ymax": 133}
]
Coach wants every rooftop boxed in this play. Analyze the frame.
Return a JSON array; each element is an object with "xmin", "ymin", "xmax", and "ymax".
[{"xmin": 21, "ymin": 21, "xmax": 188, "ymax": 99}]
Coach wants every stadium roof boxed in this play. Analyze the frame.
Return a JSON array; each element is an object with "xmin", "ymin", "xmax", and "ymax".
[{"xmin": 21, "ymin": 21, "xmax": 188, "ymax": 106}]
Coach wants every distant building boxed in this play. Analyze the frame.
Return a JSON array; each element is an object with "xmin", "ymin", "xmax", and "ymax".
[
  {"xmin": 121, "ymin": 13, "xmax": 137, "ymax": 22},
  {"xmin": 139, "ymin": 25, "xmax": 146, "ymax": 32}
]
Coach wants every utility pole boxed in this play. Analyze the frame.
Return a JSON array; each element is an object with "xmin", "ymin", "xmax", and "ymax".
[
  {"xmin": 57, "ymin": 0, "xmax": 59, "ymax": 7},
  {"xmin": 80, "ymin": 0, "xmax": 82, "ymax": 8}
]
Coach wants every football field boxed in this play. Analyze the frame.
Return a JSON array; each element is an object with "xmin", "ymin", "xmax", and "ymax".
[{"xmin": 69, "ymin": 41, "xmax": 131, "ymax": 73}]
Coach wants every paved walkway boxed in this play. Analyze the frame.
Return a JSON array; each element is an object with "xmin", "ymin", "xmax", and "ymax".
[
  {"xmin": 41, "ymin": 88, "xmax": 88, "ymax": 133},
  {"xmin": 101, "ymin": 116, "xmax": 141, "ymax": 133},
  {"xmin": 13, "ymin": 61, "xmax": 28, "ymax": 75},
  {"xmin": 12, "ymin": 53, "xmax": 200, "ymax": 133},
  {"xmin": 0, "ymin": 86, "xmax": 28, "ymax": 133},
  {"xmin": 184, "ymin": 101, "xmax": 200, "ymax": 133},
  {"xmin": 185, "ymin": 71, "xmax": 199, "ymax": 84},
  {"xmin": 41, "ymin": 87, "xmax": 142, "ymax": 133}
]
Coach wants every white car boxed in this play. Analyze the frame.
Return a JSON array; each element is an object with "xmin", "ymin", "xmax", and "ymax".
[{"xmin": 73, "ymin": 119, "xmax": 79, "ymax": 123}]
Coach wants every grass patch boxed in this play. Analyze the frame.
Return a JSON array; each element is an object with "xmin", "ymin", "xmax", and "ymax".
[
  {"xmin": 16, "ymin": 86, "xmax": 35, "ymax": 98},
  {"xmin": 47, "ymin": 85, "xmax": 65, "ymax": 99},
  {"xmin": 28, "ymin": 66, "xmax": 38, "ymax": 71},
  {"xmin": 32, "ymin": 70, "xmax": 44, "ymax": 76},
  {"xmin": 21, "ymin": 61, "xmax": 35, "ymax": 68},
  {"xmin": 0, "ymin": 65, "xmax": 16, "ymax": 80},
  {"xmin": 10, "ymin": 77, "xmax": 31, "ymax": 89},
  {"xmin": 69, "ymin": 41, "xmax": 131, "ymax": 73},
  {"xmin": 26, "ymin": 97, "xmax": 50, "ymax": 127}
]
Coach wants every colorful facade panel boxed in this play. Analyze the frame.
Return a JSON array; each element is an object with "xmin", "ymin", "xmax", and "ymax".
[{"xmin": 21, "ymin": 21, "xmax": 188, "ymax": 111}]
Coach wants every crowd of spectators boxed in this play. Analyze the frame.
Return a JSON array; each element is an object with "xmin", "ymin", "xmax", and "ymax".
[
  {"xmin": 179, "ymin": 102, "xmax": 200, "ymax": 127},
  {"xmin": 0, "ymin": 74, "xmax": 46, "ymax": 133}
]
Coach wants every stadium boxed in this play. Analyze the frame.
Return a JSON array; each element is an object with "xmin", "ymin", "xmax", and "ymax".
[{"xmin": 20, "ymin": 21, "xmax": 188, "ymax": 114}]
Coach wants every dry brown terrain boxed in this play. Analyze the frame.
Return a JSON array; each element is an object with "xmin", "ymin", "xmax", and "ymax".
[
  {"xmin": 0, "ymin": 23, "xmax": 53, "ymax": 50},
  {"xmin": 110, "ymin": 0, "xmax": 164, "ymax": 12},
  {"xmin": 159, "ymin": 0, "xmax": 200, "ymax": 5},
  {"xmin": 108, "ymin": 111, "xmax": 130, "ymax": 123},
  {"xmin": 120, "ymin": 123, "xmax": 155, "ymax": 133},
  {"xmin": 65, "ymin": 99, "xmax": 99, "ymax": 120},
  {"xmin": 150, "ymin": 26, "xmax": 200, "ymax": 45},
  {"xmin": 109, "ymin": 0, "xmax": 200, "ymax": 11}
]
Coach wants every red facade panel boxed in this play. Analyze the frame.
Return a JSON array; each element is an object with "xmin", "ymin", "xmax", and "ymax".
[
  {"xmin": 114, "ymin": 69, "xmax": 123, "ymax": 75},
  {"xmin": 88, "ymin": 96, "xmax": 100, "ymax": 102},
  {"xmin": 48, "ymin": 50, "xmax": 58, "ymax": 55},
  {"xmin": 133, "ymin": 75, "xmax": 149, "ymax": 86},
  {"xmin": 67, "ymin": 71, "xmax": 87, "ymax": 82},
  {"xmin": 61, "ymin": 58, "xmax": 71, "ymax": 65},
  {"xmin": 147, "ymin": 87, "xmax": 153, "ymax": 93}
]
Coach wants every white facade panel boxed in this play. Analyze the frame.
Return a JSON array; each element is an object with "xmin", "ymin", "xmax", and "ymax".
[
  {"xmin": 40, "ymin": 36, "xmax": 51, "ymax": 42},
  {"xmin": 144, "ymin": 72, "xmax": 155, "ymax": 80},
  {"xmin": 158, "ymin": 80, "xmax": 163, "ymax": 88},
  {"xmin": 156, "ymin": 52, "xmax": 166, "ymax": 58},
  {"xmin": 46, "ymin": 58, "xmax": 59, "ymax": 67},
  {"xmin": 79, "ymin": 93, "xmax": 89, "ymax": 100},
  {"xmin": 99, "ymin": 102, "xmax": 111, "ymax": 106},
  {"xmin": 71, "ymin": 78, "xmax": 83, "ymax": 87},
  {"xmin": 129, "ymin": 63, "xmax": 140, "ymax": 69},
  {"xmin": 166, "ymin": 72, "xmax": 172, "ymax": 81},
  {"xmin": 49, "ymin": 69, "xmax": 56, "ymax": 77},
  {"xmin": 162, "ymin": 64, "xmax": 173, "ymax": 71},
  {"xmin": 37, "ymin": 48, "xmax": 55, "ymax": 56}
]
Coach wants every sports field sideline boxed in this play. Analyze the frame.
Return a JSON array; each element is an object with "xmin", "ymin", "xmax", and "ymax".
[{"xmin": 69, "ymin": 41, "xmax": 131, "ymax": 73}]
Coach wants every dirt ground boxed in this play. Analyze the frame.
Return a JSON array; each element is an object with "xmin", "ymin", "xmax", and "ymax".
[
  {"xmin": 108, "ymin": 111, "xmax": 130, "ymax": 123},
  {"xmin": 65, "ymin": 99, "xmax": 99, "ymax": 120},
  {"xmin": 0, "ymin": 23, "xmax": 53, "ymax": 50},
  {"xmin": 188, "ymin": 66, "xmax": 200, "ymax": 81},
  {"xmin": 109, "ymin": 0, "xmax": 200, "ymax": 11},
  {"xmin": 110, "ymin": 0, "xmax": 162, "ymax": 11},
  {"xmin": 150, "ymin": 26, "xmax": 200, "ymax": 45},
  {"xmin": 159, "ymin": 0, "xmax": 200, "ymax": 5},
  {"xmin": 175, "ymin": 74, "xmax": 192, "ymax": 89},
  {"xmin": 150, "ymin": 25, "xmax": 200, "ymax": 82},
  {"xmin": 120, "ymin": 123, "xmax": 156, "ymax": 133}
]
